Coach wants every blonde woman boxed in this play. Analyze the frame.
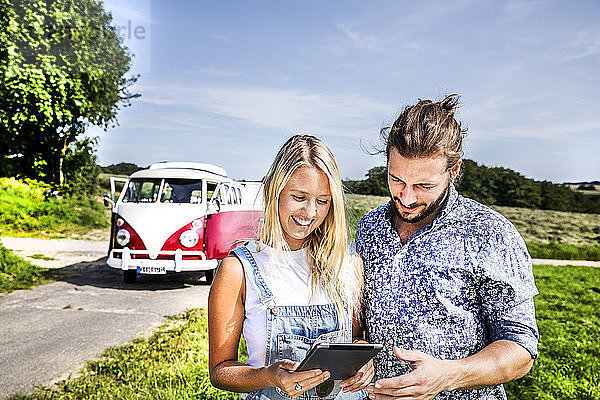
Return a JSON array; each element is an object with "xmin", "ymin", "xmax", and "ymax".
[{"xmin": 208, "ymin": 135, "xmax": 372, "ymax": 399}]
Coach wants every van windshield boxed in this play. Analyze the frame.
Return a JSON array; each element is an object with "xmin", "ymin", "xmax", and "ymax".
[
  {"xmin": 122, "ymin": 179, "xmax": 161, "ymax": 203},
  {"xmin": 160, "ymin": 179, "xmax": 203, "ymax": 204}
]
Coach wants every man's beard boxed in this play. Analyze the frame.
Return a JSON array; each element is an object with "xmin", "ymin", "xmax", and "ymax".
[{"xmin": 391, "ymin": 182, "xmax": 450, "ymax": 224}]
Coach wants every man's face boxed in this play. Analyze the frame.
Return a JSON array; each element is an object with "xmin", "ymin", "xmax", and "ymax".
[{"xmin": 387, "ymin": 148, "xmax": 460, "ymax": 224}]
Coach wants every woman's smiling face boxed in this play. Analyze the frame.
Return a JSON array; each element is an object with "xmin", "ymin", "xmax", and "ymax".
[{"xmin": 278, "ymin": 166, "xmax": 332, "ymax": 250}]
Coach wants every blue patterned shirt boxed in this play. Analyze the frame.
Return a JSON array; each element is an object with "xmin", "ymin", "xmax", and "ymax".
[{"xmin": 356, "ymin": 185, "xmax": 539, "ymax": 400}]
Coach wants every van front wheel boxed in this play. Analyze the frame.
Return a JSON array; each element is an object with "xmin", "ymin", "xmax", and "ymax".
[{"xmin": 124, "ymin": 270, "xmax": 137, "ymax": 283}]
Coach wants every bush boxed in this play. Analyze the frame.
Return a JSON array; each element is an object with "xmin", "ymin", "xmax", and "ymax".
[
  {"xmin": 0, "ymin": 177, "xmax": 109, "ymax": 236},
  {"xmin": 61, "ymin": 136, "xmax": 102, "ymax": 198}
]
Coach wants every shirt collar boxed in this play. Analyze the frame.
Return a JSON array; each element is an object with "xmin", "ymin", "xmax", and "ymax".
[
  {"xmin": 434, "ymin": 183, "xmax": 459, "ymax": 223},
  {"xmin": 382, "ymin": 201, "xmax": 403, "ymax": 245}
]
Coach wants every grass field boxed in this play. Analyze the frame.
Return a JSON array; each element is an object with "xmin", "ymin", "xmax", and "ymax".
[
  {"xmin": 345, "ymin": 193, "xmax": 600, "ymax": 260},
  {"xmin": 12, "ymin": 264, "xmax": 599, "ymax": 400},
  {"xmin": 504, "ymin": 265, "xmax": 600, "ymax": 399},
  {"xmin": 0, "ymin": 244, "xmax": 50, "ymax": 293}
]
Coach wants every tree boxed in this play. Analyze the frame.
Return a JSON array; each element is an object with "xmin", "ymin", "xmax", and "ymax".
[
  {"xmin": 344, "ymin": 159, "xmax": 600, "ymax": 214},
  {"xmin": 0, "ymin": 0, "xmax": 139, "ymax": 186},
  {"xmin": 100, "ymin": 162, "xmax": 144, "ymax": 176},
  {"xmin": 344, "ymin": 166, "xmax": 389, "ymax": 197},
  {"xmin": 63, "ymin": 136, "xmax": 101, "ymax": 197}
]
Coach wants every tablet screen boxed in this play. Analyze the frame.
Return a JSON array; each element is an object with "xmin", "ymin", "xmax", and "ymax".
[{"xmin": 296, "ymin": 343, "xmax": 383, "ymax": 380}]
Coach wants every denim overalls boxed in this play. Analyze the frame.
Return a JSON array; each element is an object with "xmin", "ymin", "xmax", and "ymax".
[{"xmin": 232, "ymin": 246, "xmax": 367, "ymax": 400}]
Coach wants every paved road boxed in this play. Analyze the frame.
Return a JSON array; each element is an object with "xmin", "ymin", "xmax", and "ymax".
[{"xmin": 0, "ymin": 238, "xmax": 211, "ymax": 400}]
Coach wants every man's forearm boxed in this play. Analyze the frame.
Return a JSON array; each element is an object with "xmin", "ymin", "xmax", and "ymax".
[{"xmin": 445, "ymin": 340, "xmax": 534, "ymax": 391}]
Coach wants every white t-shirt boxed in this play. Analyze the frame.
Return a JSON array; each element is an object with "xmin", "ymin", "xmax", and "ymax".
[{"xmin": 241, "ymin": 241, "xmax": 331, "ymax": 368}]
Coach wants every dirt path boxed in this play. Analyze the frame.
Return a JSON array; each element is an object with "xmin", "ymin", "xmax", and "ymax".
[
  {"xmin": 0, "ymin": 236, "xmax": 109, "ymax": 269},
  {"xmin": 0, "ymin": 237, "xmax": 211, "ymax": 399}
]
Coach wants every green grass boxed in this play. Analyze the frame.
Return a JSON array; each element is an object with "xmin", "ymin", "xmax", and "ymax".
[
  {"xmin": 0, "ymin": 177, "xmax": 109, "ymax": 238},
  {"xmin": 10, "ymin": 309, "xmax": 245, "ymax": 400},
  {"xmin": 0, "ymin": 245, "xmax": 51, "ymax": 293},
  {"xmin": 578, "ymin": 190, "xmax": 600, "ymax": 197},
  {"xmin": 12, "ymin": 265, "xmax": 599, "ymax": 400},
  {"xmin": 345, "ymin": 193, "xmax": 600, "ymax": 261},
  {"xmin": 527, "ymin": 241, "xmax": 600, "ymax": 261},
  {"xmin": 491, "ymin": 205, "xmax": 600, "ymax": 247},
  {"xmin": 29, "ymin": 254, "xmax": 56, "ymax": 261},
  {"xmin": 504, "ymin": 265, "xmax": 600, "ymax": 399}
]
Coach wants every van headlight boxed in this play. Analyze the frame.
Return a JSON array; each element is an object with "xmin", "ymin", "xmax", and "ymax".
[
  {"xmin": 116, "ymin": 229, "xmax": 130, "ymax": 246},
  {"xmin": 179, "ymin": 230, "xmax": 199, "ymax": 248}
]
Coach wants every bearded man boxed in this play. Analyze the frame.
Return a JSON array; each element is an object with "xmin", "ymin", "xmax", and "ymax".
[{"xmin": 356, "ymin": 95, "xmax": 538, "ymax": 400}]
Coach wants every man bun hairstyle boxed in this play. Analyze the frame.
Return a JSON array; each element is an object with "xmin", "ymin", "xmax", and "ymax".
[{"xmin": 382, "ymin": 94, "xmax": 467, "ymax": 181}]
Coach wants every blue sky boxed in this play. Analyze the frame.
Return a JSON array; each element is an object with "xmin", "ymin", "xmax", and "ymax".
[{"xmin": 90, "ymin": 0, "xmax": 600, "ymax": 183}]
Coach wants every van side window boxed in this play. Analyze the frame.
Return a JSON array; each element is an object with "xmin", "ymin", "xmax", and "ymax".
[
  {"xmin": 207, "ymin": 182, "xmax": 219, "ymax": 202},
  {"xmin": 229, "ymin": 186, "xmax": 239, "ymax": 204},
  {"xmin": 222, "ymin": 184, "xmax": 232, "ymax": 205}
]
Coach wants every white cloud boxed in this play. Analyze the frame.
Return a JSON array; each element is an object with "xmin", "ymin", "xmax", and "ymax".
[
  {"xmin": 464, "ymin": 93, "xmax": 600, "ymax": 140},
  {"xmin": 210, "ymin": 34, "xmax": 232, "ymax": 42},
  {"xmin": 334, "ymin": 22, "xmax": 382, "ymax": 52},
  {"xmin": 187, "ymin": 68, "xmax": 244, "ymax": 78},
  {"xmin": 102, "ymin": 0, "xmax": 152, "ymax": 25},
  {"xmin": 503, "ymin": 0, "xmax": 548, "ymax": 19},
  {"xmin": 138, "ymin": 80, "xmax": 394, "ymax": 138},
  {"xmin": 547, "ymin": 29, "xmax": 600, "ymax": 62}
]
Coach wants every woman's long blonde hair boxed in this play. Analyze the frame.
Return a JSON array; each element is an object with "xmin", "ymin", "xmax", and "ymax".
[{"xmin": 260, "ymin": 135, "xmax": 361, "ymax": 317}]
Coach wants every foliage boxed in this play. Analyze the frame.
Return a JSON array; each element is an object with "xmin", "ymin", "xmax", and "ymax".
[
  {"xmin": 11, "ymin": 309, "xmax": 244, "ymax": 400},
  {"xmin": 344, "ymin": 166, "xmax": 388, "ymax": 197},
  {"xmin": 0, "ymin": 244, "xmax": 50, "ymax": 293},
  {"xmin": 99, "ymin": 162, "xmax": 144, "ymax": 176},
  {"xmin": 344, "ymin": 160, "xmax": 600, "ymax": 213},
  {"xmin": 504, "ymin": 265, "xmax": 600, "ymax": 399},
  {"xmin": 459, "ymin": 159, "xmax": 600, "ymax": 213},
  {"xmin": 62, "ymin": 136, "xmax": 102, "ymax": 197},
  {"xmin": 0, "ymin": 177, "xmax": 109, "ymax": 237},
  {"xmin": 0, "ymin": 0, "xmax": 139, "ymax": 186}
]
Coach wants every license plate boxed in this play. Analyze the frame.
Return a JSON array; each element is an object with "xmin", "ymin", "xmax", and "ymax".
[{"xmin": 137, "ymin": 266, "xmax": 166, "ymax": 274}]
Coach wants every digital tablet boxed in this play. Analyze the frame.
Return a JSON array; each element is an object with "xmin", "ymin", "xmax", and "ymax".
[{"xmin": 296, "ymin": 343, "xmax": 383, "ymax": 380}]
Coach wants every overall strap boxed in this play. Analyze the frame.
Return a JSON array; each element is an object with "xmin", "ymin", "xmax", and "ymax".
[{"xmin": 231, "ymin": 245, "xmax": 276, "ymax": 310}]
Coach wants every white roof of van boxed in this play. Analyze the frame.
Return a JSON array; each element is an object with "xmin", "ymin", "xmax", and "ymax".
[
  {"xmin": 130, "ymin": 162, "xmax": 229, "ymax": 180},
  {"xmin": 149, "ymin": 162, "xmax": 227, "ymax": 176}
]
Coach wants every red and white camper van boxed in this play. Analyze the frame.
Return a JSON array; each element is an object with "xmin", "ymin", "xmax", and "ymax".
[{"xmin": 103, "ymin": 162, "xmax": 263, "ymax": 283}]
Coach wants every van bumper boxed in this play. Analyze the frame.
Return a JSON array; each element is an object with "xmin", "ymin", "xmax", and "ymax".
[{"xmin": 107, "ymin": 248, "xmax": 218, "ymax": 272}]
